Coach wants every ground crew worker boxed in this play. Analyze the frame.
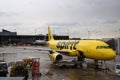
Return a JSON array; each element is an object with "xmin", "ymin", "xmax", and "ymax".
[{"xmin": 23, "ymin": 68, "xmax": 28, "ymax": 80}]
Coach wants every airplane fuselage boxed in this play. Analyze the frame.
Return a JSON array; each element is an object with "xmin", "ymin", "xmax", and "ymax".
[
  {"xmin": 47, "ymin": 26, "xmax": 116, "ymax": 61},
  {"xmin": 48, "ymin": 39, "xmax": 116, "ymax": 60}
]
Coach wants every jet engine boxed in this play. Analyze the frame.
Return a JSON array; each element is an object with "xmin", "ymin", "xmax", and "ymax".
[{"xmin": 49, "ymin": 52, "xmax": 63, "ymax": 62}]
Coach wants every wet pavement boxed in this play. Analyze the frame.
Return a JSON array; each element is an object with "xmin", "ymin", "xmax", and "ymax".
[{"xmin": 0, "ymin": 46, "xmax": 120, "ymax": 80}]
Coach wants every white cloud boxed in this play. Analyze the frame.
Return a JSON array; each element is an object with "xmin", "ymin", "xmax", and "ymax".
[{"xmin": 0, "ymin": 0, "xmax": 120, "ymax": 39}]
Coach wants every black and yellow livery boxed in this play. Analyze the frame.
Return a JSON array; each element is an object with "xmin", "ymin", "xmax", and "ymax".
[{"xmin": 47, "ymin": 26, "xmax": 116, "ymax": 62}]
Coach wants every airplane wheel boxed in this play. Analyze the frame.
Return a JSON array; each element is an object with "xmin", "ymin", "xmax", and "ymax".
[{"xmin": 94, "ymin": 60, "xmax": 99, "ymax": 69}]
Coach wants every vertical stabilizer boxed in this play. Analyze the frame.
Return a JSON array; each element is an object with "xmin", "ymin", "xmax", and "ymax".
[{"xmin": 48, "ymin": 26, "xmax": 54, "ymax": 41}]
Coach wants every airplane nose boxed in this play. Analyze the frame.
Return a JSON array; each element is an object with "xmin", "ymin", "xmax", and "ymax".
[{"xmin": 106, "ymin": 50, "xmax": 116, "ymax": 60}]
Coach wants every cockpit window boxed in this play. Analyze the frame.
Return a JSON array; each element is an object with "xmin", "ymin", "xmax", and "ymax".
[{"xmin": 96, "ymin": 46, "xmax": 110, "ymax": 49}]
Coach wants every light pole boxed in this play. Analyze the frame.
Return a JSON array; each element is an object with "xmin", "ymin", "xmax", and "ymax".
[
  {"xmin": 88, "ymin": 31, "xmax": 91, "ymax": 39},
  {"xmin": 34, "ymin": 29, "xmax": 36, "ymax": 35},
  {"xmin": 67, "ymin": 28, "xmax": 70, "ymax": 39},
  {"xmin": 118, "ymin": 29, "xmax": 120, "ymax": 55}
]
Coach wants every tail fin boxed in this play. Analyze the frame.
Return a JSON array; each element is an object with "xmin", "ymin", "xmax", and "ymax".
[{"xmin": 48, "ymin": 26, "xmax": 54, "ymax": 41}]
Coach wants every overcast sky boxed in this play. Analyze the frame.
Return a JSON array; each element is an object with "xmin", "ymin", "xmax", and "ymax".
[{"xmin": 0, "ymin": 0, "xmax": 120, "ymax": 39}]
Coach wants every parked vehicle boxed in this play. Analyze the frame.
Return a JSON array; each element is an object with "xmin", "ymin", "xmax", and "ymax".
[
  {"xmin": 115, "ymin": 63, "xmax": 120, "ymax": 76},
  {"xmin": 0, "ymin": 62, "xmax": 8, "ymax": 77}
]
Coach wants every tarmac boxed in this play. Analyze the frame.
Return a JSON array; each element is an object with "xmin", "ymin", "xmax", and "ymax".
[{"xmin": 0, "ymin": 46, "xmax": 120, "ymax": 80}]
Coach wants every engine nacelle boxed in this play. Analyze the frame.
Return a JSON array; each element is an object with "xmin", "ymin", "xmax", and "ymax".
[{"xmin": 49, "ymin": 52, "xmax": 63, "ymax": 62}]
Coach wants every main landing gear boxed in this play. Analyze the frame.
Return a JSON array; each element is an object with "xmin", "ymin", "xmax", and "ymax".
[
  {"xmin": 94, "ymin": 60, "xmax": 99, "ymax": 69},
  {"xmin": 74, "ymin": 56, "xmax": 86, "ymax": 68},
  {"xmin": 94, "ymin": 60, "xmax": 108, "ymax": 70}
]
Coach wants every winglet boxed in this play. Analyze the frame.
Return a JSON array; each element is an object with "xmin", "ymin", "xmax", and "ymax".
[{"xmin": 48, "ymin": 26, "xmax": 54, "ymax": 41}]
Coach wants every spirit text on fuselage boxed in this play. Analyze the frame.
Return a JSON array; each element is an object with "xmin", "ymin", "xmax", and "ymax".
[{"xmin": 56, "ymin": 41, "xmax": 79, "ymax": 50}]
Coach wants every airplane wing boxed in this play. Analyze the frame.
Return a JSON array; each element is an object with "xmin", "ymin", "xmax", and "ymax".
[
  {"xmin": 55, "ymin": 50, "xmax": 76, "ymax": 54},
  {"xmin": 22, "ymin": 47, "xmax": 73, "ymax": 54},
  {"xmin": 23, "ymin": 47, "xmax": 51, "ymax": 51},
  {"xmin": 39, "ymin": 48, "xmax": 77, "ymax": 55},
  {"xmin": 22, "ymin": 47, "xmax": 78, "ymax": 62}
]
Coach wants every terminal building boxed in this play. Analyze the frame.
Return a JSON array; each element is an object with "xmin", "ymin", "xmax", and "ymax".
[
  {"xmin": 115, "ymin": 38, "xmax": 120, "ymax": 55},
  {"xmin": 0, "ymin": 29, "xmax": 69, "ymax": 46},
  {"xmin": 0, "ymin": 29, "xmax": 120, "ymax": 55}
]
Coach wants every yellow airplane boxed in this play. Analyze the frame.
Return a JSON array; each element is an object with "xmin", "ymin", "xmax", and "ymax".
[{"xmin": 47, "ymin": 26, "xmax": 116, "ymax": 64}]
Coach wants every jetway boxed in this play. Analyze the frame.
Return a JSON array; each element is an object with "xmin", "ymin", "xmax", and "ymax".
[
  {"xmin": 101, "ymin": 38, "xmax": 120, "ymax": 55},
  {"xmin": 115, "ymin": 38, "xmax": 120, "ymax": 55}
]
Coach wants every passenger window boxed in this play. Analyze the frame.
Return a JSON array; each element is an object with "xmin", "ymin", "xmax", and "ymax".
[{"xmin": 96, "ymin": 46, "xmax": 110, "ymax": 49}]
